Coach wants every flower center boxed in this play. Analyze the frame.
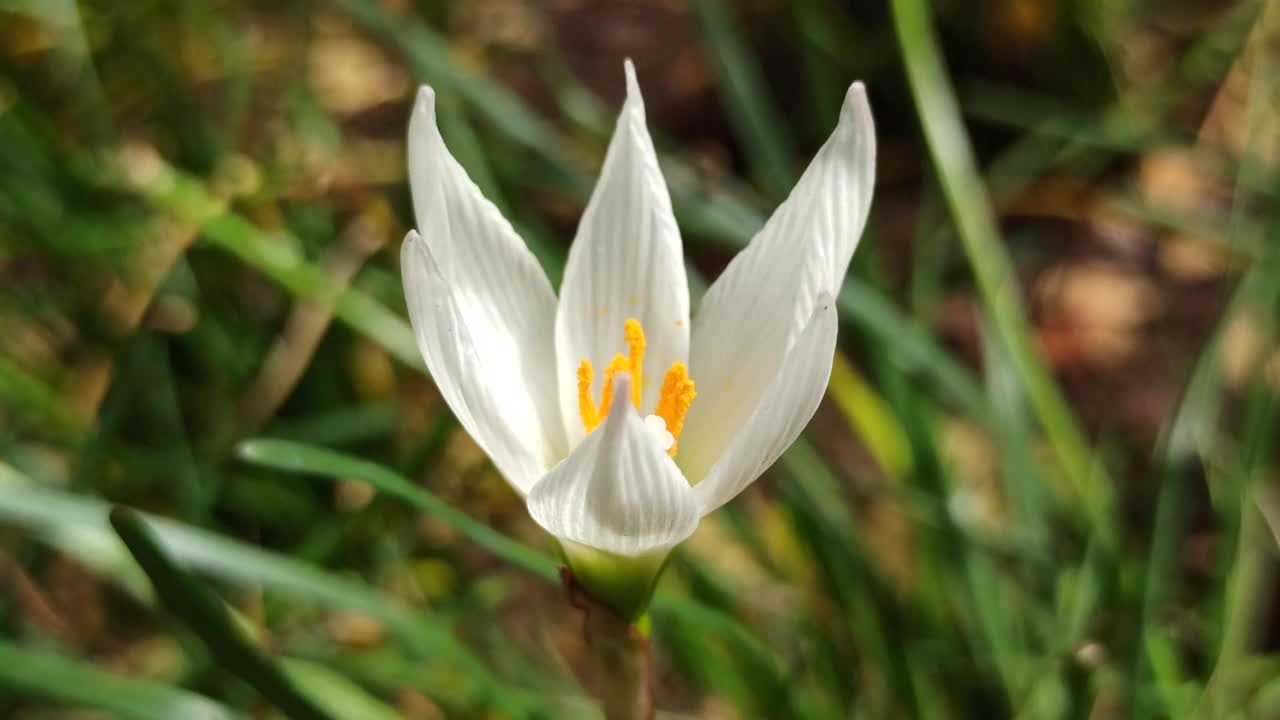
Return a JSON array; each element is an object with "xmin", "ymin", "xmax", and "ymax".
[{"xmin": 575, "ymin": 318, "xmax": 696, "ymax": 456}]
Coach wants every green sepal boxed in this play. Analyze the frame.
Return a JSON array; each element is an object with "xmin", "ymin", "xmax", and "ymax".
[{"xmin": 556, "ymin": 539, "xmax": 673, "ymax": 622}]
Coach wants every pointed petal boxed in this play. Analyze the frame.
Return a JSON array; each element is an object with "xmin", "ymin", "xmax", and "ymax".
[
  {"xmin": 692, "ymin": 295, "xmax": 838, "ymax": 515},
  {"xmin": 528, "ymin": 373, "xmax": 699, "ymax": 557},
  {"xmin": 556, "ymin": 61, "xmax": 689, "ymax": 445},
  {"xmin": 402, "ymin": 232, "xmax": 547, "ymax": 495},
  {"xmin": 408, "ymin": 86, "xmax": 566, "ymax": 467},
  {"xmin": 680, "ymin": 84, "xmax": 874, "ymax": 483}
]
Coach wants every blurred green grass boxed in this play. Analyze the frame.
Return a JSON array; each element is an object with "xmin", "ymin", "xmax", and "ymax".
[{"xmin": 2, "ymin": 1, "xmax": 1279, "ymax": 718}]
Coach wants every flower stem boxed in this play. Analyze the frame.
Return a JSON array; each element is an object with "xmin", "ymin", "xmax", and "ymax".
[{"xmin": 562, "ymin": 569, "xmax": 653, "ymax": 720}]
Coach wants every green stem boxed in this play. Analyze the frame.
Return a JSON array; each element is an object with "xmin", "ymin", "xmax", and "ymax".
[{"xmin": 563, "ymin": 569, "xmax": 654, "ymax": 720}]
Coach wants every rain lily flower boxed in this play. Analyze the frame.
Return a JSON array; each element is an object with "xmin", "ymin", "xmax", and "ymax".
[{"xmin": 401, "ymin": 61, "xmax": 875, "ymax": 619}]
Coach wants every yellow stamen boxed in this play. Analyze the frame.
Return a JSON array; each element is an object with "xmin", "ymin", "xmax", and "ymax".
[
  {"xmin": 575, "ymin": 320, "xmax": 696, "ymax": 455},
  {"xmin": 577, "ymin": 360, "xmax": 601, "ymax": 432},
  {"xmin": 598, "ymin": 354, "xmax": 632, "ymax": 420},
  {"xmin": 654, "ymin": 362, "xmax": 696, "ymax": 456},
  {"xmin": 623, "ymin": 319, "xmax": 645, "ymax": 408}
]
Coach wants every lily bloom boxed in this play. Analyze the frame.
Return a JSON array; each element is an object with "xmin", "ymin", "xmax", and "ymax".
[{"xmin": 402, "ymin": 61, "xmax": 874, "ymax": 618}]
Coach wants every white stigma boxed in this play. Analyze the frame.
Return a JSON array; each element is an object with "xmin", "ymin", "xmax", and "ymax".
[{"xmin": 643, "ymin": 414, "xmax": 675, "ymax": 452}]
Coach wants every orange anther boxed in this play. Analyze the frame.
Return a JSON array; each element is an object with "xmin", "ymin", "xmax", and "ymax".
[
  {"xmin": 575, "ymin": 320, "xmax": 695, "ymax": 453},
  {"xmin": 577, "ymin": 360, "xmax": 600, "ymax": 432},
  {"xmin": 654, "ymin": 362, "xmax": 696, "ymax": 456}
]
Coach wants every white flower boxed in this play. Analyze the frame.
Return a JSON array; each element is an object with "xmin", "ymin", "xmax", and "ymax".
[{"xmin": 401, "ymin": 61, "xmax": 875, "ymax": 617}]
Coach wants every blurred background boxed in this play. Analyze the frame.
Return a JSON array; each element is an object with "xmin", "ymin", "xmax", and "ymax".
[{"xmin": 2, "ymin": 0, "xmax": 1279, "ymax": 717}]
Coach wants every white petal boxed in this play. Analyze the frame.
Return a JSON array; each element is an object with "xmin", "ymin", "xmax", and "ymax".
[
  {"xmin": 408, "ymin": 86, "xmax": 567, "ymax": 469},
  {"xmin": 692, "ymin": 294, "xmax": 838, "ymax": 515},
  {"xmin": 679, "ymin": 84, "xmax": 874, "ymax": 484},
  {"xmin": 555, "ymin": 60, "xmax": 690, "ymax": 446},
  {"xmin": 402, "ymin": 232, "xmax": 548, "ymax": 495},
  {"xmin": 527, "ymin": 373, "xmax": 699, "ymax": 557}
]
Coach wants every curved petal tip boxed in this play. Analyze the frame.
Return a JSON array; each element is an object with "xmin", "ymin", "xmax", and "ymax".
[
  {"xmin": 415, "ymin": 85, "xmax": 437, "ymax": 119},
  {"xmin": 622, "ymin": 59, "xmax": 644, "ymax": 116},
  {"xmin": 399, "ymin": 230, "xmax": 439, "ymax": 290},
  {"xmin": 410, "ymin": 87, "xmax": 440, "ymax": 149},
  {"xmin": 839, "ymin": 82, "xmax": 871, "ymax": 127},
  {"xmin": 401, "ymin": 227, "xmax": 423, "ymax": 251},
  {"xmin": 400, "ymin": 226, "xmax": 423, "ymax": 256}
]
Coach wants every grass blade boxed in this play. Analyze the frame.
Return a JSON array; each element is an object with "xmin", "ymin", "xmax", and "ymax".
[
  {"xmin": 826, "ymin": 352, "xmax": 913, "ymax": 480},
  {"xmin": 109, "ymin": 507, "xmax": 338, "ymax": 720},
  {"xmin": 282, "ymin": 658, "xmax": 405, "ymax": 720},
  {"xmin": 236, "ymin": 437, "xmax": 558, "ymax": 580},
  {"xmin": 106, "ymin": 153, "xmax": 422, "ymax": 371},
  {"xmin": 0, "ymin": 639, "xmax": 233, "ymax": 720},
  {"xmin": 691, "ymin": 0, "xmax": 799, "ymax": 198},
  {"xmin": 0, "ymin": 464, "xmax": 540, "ymax": 714},
  {"xmin": 890, "ymin": 0, "xmax": 1112, "ymax": 543}
]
